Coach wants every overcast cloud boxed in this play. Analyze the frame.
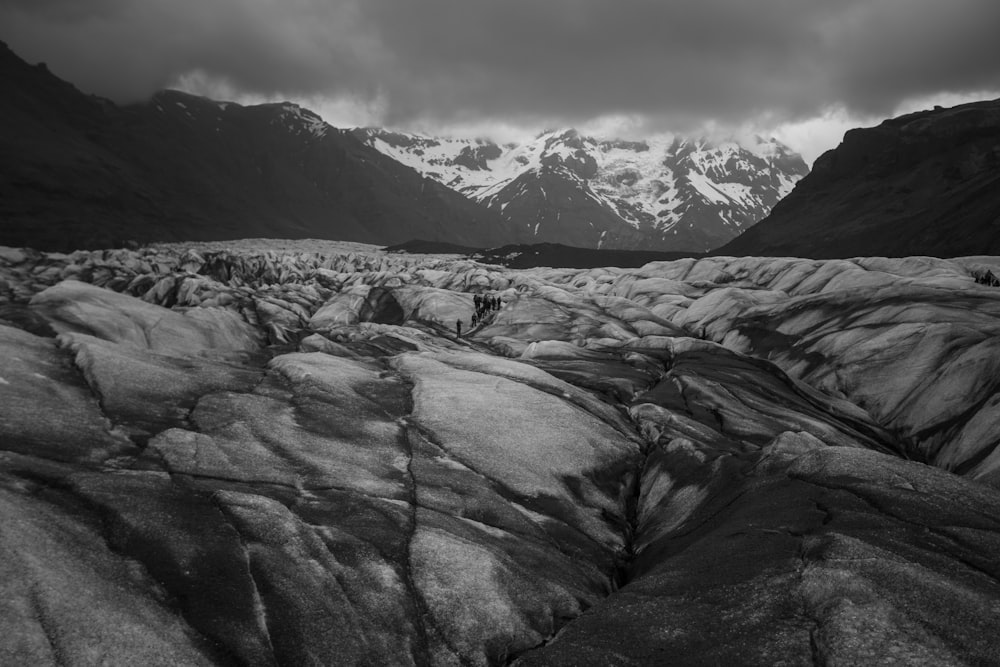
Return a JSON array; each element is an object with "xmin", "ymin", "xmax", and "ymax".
[{"xmin": 3, "ymin": 0, "xmax": 999, "ymax": 160}]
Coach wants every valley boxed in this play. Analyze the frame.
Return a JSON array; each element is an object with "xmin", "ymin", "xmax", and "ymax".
[{"xmin": 3, "ymin": 24, "xmax": 1000, "ymax": 666}]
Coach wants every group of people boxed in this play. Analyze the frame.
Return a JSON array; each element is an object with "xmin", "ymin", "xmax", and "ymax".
[
  {"xmin": 455, "ymin": 293, "xmax": 503, "ymax": 337},
  {"xmin": 973, "ymin": 269, "xmax": 1000, "ymax": 287},
  {"xmin": 474, "ymin": 293, "xmax": 501, "ymax": 317}
]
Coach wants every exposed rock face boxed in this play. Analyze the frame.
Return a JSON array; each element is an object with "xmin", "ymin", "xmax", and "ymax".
[
  {"xmin": 719, "ymin": 98, "xmax": 1000, "ymax": 258},
  {"xmin": 2, "ymin": 240, "xmax": 1000, "ymax": 665}
]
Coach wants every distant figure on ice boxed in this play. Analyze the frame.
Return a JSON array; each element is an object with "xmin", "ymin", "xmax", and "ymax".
[
  {"xmin": 455, "ymin": 319, "xmax": 462, "ymax": 337},
  {"xmin": 973, "ymin": 269, "xmax": 1000, "ymax": 287}
]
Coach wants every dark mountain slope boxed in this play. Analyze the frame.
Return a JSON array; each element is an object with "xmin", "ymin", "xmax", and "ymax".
[
  {"xmin": 0, "ymin": 41, "xmax": 515, "ymax": 252},
  {"xmin": 718, "ymin": 99, "xmax": 1000, "ymax": 258},
  {"xmin": 383, "ymin": 238, "xmax": 699, "ymax": 268},
  {"xmin": 471, "ymin": 242, "xmax": 697, "ymax": 268}
]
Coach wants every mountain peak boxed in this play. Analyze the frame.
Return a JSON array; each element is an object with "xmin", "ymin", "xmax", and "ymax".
[{"xmin": 355, "ymin": 126, "xmax": 809, "ymax": 252}]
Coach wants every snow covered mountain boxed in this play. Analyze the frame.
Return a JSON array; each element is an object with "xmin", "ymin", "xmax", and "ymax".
[{"xmin": 352, "ymin": 127, "xmax": 809, "ymax": 252}]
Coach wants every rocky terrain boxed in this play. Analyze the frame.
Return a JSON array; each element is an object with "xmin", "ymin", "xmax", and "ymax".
[
  {"xmin": 719, "ymin": 98, "xmax": 1000, "ymax": 258},
  {"xmin": 0, "ymin": 42, "xmax": 514, "ymax": 253},
  {"xmin": 3, "ymin": 240, "xmax": 1000, "ymax": 665},
  {"xmin": 356, "ymin": 128, "xmax": 808, "ymax": 253}
]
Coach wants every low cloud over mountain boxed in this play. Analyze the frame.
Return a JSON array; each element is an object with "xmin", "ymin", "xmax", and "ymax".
[{"xmin": 4, "ymin": 0, "xmax": 1000, "ymax": 134}]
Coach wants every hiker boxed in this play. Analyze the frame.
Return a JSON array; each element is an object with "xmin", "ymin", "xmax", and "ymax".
[
  {"xmin": 474, "ymin": 294, "xmax": 482, "ymax": 310},
  {"xmin": 472, "ymin": 313, "xmax": 479, "ymax": 327},
  {"xmin": 455, "ymin": 319, "xmax": 462, "ymax": 337}
]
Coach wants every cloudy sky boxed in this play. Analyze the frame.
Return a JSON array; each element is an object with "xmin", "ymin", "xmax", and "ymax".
[{"xmin": 4, "ymin": 0, "xmax": 1000, "ymax": 163}]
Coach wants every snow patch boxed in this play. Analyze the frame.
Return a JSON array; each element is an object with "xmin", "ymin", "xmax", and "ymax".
[{"xmin": 686, "ymin": 171, "xmax": 731, "ymax": 205}]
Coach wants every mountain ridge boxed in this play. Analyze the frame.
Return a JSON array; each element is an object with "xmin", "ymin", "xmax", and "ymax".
[
  {"xmin": 0, "ymin": 41, "xmax": 516, "ymax": 252},
  {"xmin": 353, "ymin": 126, "xmax": 809, "ymax": 252},
  {"xmin": 0, "ymin": 38, "xmax": 810, "ymax": 255},
  {"xmin": 717, "ymin": 98, "xmax": 1000, "ymax": 258}
]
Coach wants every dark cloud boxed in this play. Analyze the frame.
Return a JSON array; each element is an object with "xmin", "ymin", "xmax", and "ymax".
[
  {"xmin": 0, "ymin": 0, "xmax": 384, "ymax": 102},
  {"xmin": 817, "ymin": 0, "xmax": 1000, "ymax": 113},
  {"xmin": 2, "ymin": 0, "xmax": 999, "ymax": 126}
]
